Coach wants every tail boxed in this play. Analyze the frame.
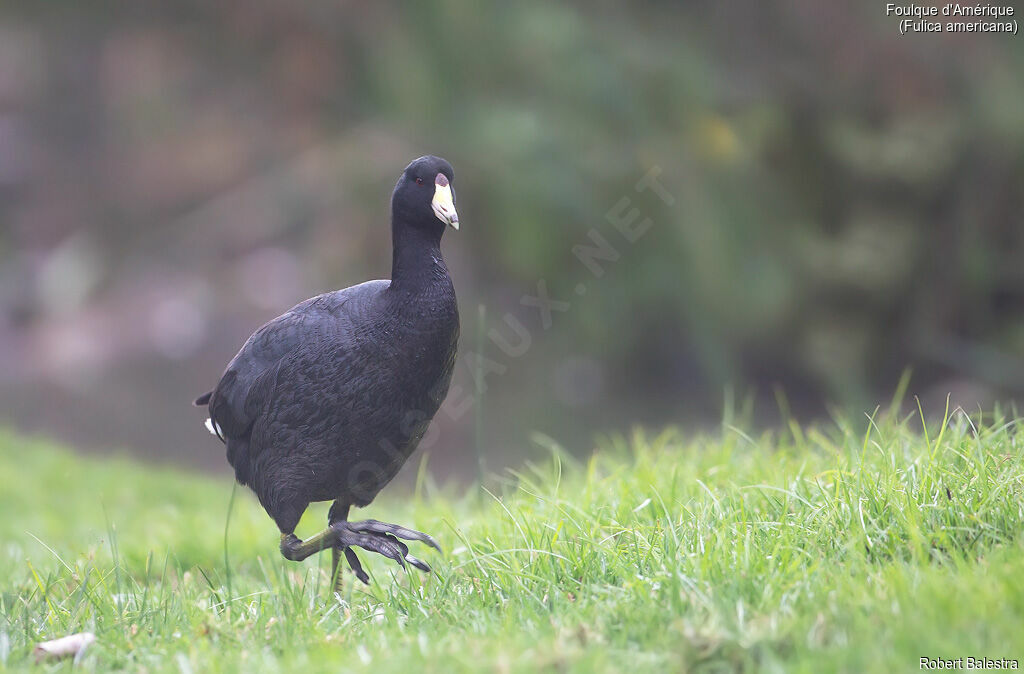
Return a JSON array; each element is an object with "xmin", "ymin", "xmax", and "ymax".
[{"xmin": 193, "ymin": 391, "xmax": 213, "ymax": 406}]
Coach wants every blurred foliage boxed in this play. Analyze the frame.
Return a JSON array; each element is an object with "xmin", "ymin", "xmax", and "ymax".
[{"xmin": 0, "ymin": 2, "xmax": 1022, "ymax": 467}]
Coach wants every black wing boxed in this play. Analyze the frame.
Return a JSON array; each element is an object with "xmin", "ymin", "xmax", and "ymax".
[
  {"xmin": 203, "ymin": 297, "xmax": 321, "ymax": 442},
  {"xmin": 197, "ymin": 281, "xmax": 388, "ymax": 444}
]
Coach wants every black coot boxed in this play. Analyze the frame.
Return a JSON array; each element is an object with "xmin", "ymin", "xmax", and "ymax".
[{"xmin": 195, "ymin": 155, "xmax": 460, "ymax": 585}]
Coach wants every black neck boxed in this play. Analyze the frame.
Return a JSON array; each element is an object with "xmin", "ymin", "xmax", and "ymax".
[{"xmin": 390, "ymin": 220, "xmax": 448, "ymax": 290}]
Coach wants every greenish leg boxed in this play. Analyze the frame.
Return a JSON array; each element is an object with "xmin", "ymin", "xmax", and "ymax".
[
  {"xmin": 279, "ymin": 528, "xmax": 335, "ymax": 562},
  {"xmin": 328, "ymin": 501, "xmax": 351, "ymax": 592},
  {"xmin": 331, "ymin": 547, "xmax": 344, "ymax": 592}
]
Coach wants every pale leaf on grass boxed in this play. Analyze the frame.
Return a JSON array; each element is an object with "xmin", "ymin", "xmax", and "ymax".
[{"xmin": 33, "ymin": 632, "xmax": 96, "ymax": 664}]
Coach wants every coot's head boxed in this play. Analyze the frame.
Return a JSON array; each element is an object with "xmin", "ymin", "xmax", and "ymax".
[{"xmin": 392, "ymin": 155, "xmax": 459, "ymax": 234}]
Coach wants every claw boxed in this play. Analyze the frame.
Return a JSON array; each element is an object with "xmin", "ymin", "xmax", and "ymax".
[
  {"xmin": 346, "ymin": 519, "xmax": 442, "ymax": 552},
  {"xmin": 344, "ymin": 547, "xmax": 370, "ymax": 585},
  {"xmin": 405, "ymin": 555, "xmax": 431, "ymax": 573}
]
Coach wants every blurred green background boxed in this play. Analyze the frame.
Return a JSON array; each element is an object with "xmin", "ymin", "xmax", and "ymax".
[{"xmin": 0, "ymin": 2, "xmax": 1022, "ymax": 477}]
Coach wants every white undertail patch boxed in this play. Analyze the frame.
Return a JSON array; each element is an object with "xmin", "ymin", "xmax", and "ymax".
[{"xmin": 204, "ymin": 418, "xmax": 223, "ymax": 437}]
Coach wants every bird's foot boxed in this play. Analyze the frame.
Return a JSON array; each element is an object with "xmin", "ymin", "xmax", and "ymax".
[
  {"xmin": 280, "ymin": 520, "xmax": 440, "ymax": 586},
  {"xmin": 331, "ymin": 519, "xmax": 440, "ymax": 585}
]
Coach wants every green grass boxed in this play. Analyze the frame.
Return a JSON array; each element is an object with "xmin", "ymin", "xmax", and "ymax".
[{"xmin": 2, "ymin": 409, "xmax": 1023, "ymax": 672}]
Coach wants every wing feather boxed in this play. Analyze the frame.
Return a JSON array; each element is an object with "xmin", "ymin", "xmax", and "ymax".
[
  {"xmin": 207, "ymin": 303, "xmax": 315, "ymax": 440},
  {"xmin": 200, "ymin": 281, "xmax": 388, "ymax": 445}
]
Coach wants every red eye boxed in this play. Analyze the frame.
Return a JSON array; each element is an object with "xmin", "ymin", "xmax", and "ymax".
[{"xmin": 415, "ymin": 177, "xmax": 424, "ymax": 185}]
